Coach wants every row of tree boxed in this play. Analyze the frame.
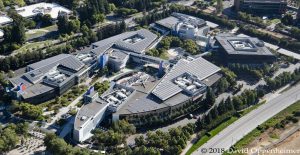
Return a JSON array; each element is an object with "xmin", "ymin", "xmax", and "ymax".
[
  {"xmin": 196, "ymin": 88, "xmax": 261, "ymax": 132},
  {"xmin": 239, "ymin": 24, "xmax": 300, "ymax": 54},
  {"xmin": 265, "ymin": 68, "xmax": 300, "ymax": 91},
  {"xmin": 109, "ymin": 0, "xmax": 166, "ymax": 12},
  {"xmin": 237, "ymin": 12, "xmax": 269, "ymax": 28},
  {"xmin": 92, "ymin": 120, "xmax": 136, "ymax": 153},
  {"xmin": 228, "ymin": 63, "xmax": 277, "ymax": 80},
  {"xmin": 44, "ymin": 132, "xmax": 100, "ymax": 155},
  {"xmin": 216, "ymin": 67, "xmax": 237, "ymax": 94},
  {"xmin": 0, "ymin": 21, "xmax": 126, "ymax": 72},
  {"xmin": 134, "ymin": 123, "xmax": 195, "ymax": 155},
  {"xmin": 10, "ymin": 101, "xmax": 43, "ymax": 120},
  {"xmin": 147, "ymin": 36, "xmax": 200, "ymax": 57},
  {"xmin": 94, "ymin": 81, "xmax": 110, "ymax": 95}
]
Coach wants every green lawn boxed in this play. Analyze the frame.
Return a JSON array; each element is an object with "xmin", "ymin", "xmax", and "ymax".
[
  {"xmin": 26, "ymin": 25, "xmax": 58, "ymax": 39},
  {"xmin": 15, "ymin": 40, "xmax": 52, "ymax": 53},
  {"xmin": 238, "ymin": 100, "xmax": 266, "ymax": 116},
  {"xmin": 186, "ymin": 116, "xmax": 239, "ymax": 155}
]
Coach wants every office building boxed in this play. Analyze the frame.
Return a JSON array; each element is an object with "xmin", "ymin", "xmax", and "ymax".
[
  {"xmin": 234, "ymin": 0, "xmax": 287, "ymax": 15},
  {"xmin": 9, "ymin": 54, "xmax": 90, "ymax": 104},
  {"xmin": 214, "ymin": 34, "xmax": 276, "ymax": 64},
  {"xmin": 16, "ymin": 3, "xmax": 72, "ymax": 19}
]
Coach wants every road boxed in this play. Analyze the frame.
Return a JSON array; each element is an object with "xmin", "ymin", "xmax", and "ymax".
[{"xmin": 192, "ymin": 83, "xmax": 300, "ymax": 155}]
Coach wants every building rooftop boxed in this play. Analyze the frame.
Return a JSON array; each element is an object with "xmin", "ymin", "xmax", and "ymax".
[
  {"xmin": 155, "ymin": 12, "xmax": 207, "ymax": 30},
  {"xmin": 10, "ymin": 54, "xmax": 85, "ymax": 99},
  {"xmin": 0, "ymin": 15, "xmax": 13, "ymax": 25},
  {"xmin": 74, "ymin": 100, "xmax": 109, "ymax": 130},
  {"xmin": 115, "ymin": 57, "xmax": 220, "ymax": 115},
  {"xmin": 215, "ymin": 35, "xmax": 275, "ymax": 56},
  {"xmin": 92, "ymin": 29, "xmax": 158, "ymax": 54},
  {"xmin": 107, "ymin": 48, "xmax": 129, "ymax": 61},
  {"xmin": 15, "ymin": 3, "xmax": 72, "ymax": 19},
  {"xmin": 152, "ymin": 57, "xmax": 221, "ymax": 101}
]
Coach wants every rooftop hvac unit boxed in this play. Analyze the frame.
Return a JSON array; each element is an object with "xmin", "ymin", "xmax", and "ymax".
[
  {"xmin": 186, "ymin": 85, "xmax": 196, "ymax": 91},
  {"xmin": 117, "ymin": 92, "xmax": 127, "ymax": 99},
  {"xmin": 82, "ymin": 57, "xmax": 93, "ymax": 63},
  {"xmin": 48, "ymin": 70, "xmax": 59, "ymax": 76}
]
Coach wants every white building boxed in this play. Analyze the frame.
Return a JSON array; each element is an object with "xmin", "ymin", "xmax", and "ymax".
[
  {"xmin": 73, "ymin": 91, "xmax": 109, "ymax": 142},
  {"xmin": 151, "ymin": 13, "xmax": 211, "ymax": 48},
  {"xmin": 16, "ymin": 3, "xmax": 72, "ymax": 19},
  {"xmin": 0, "ymin": 15, "xmax": 13, "ymax": 26},
  {"xmin": 0, "ymin": 29, "xmax": 4, "ymax": 38}
]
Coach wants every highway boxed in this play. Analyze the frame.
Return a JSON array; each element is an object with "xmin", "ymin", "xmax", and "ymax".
[{"xmin": 192, "ymin": 84, "xmax": 300, "ymax": 155}]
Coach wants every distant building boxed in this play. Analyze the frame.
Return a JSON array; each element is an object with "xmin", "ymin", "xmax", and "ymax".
[
  {"xmin": 8, "ymin": 29, "xmax": 158, "ymax": 104},
  {"xmin": 9, "ymin": 54, "xmax": 90, "ymax": 104},
  {"xmin": 91, "ymin": 29, "xmax": 158, "ymax": 72},
  {"xmin": 151, "ymin": 13, "xmax": 210, "ymax": 39},
  {"xmin": 151, "ymin": 13, "xmax": 212, "ymax": 50},
  {"xmin": 15, "ymin": 3, "xmax": 72, "ymax": 20},
  {"xmin": 234, "ymin": 0, "xmax": 287, "ymax": 15},
  {"xmin": 214, "ymin": 34, "xmax": 276, "ymax": 64}
]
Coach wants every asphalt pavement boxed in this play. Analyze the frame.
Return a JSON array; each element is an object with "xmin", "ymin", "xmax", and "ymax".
[{"xmin": 192, "ymin": 83, "xmax": 300, "ymax": 155}]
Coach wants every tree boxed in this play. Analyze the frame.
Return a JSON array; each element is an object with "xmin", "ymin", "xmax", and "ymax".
[
  {"xmin": 216, "ymin": 0, "xmax": 223, "ymax": 14},
  {"xmin": 204, "ymin": 112, "xmax": 212, "ymax": 126},
  {"xmin": 0, "ymin": 126, "xmax": 19, "ymax": 153},
  {"xmin": 205, "ymin": 87, "xmax": 215, "ymax": 108},
  {"xmin": 40, "ymin": 14, "xmax": 52, "ymax": 27},
  {"xmin": 217, "ymin": 99, "xmax": 227, "ymax": 115},
  {"xmin": 232, "ymin": 96, "xmax": 243, "ymax": 110},
  {"xmin": 135, "ymin": 136, "xmax": 146, "ymax": 146},
  {"xmin": 225, "ymin": 96, "xmax": 234, "ymax": 111},
  {"xmin": 17, "ymin": 103, "xmax": 43, "ymax": 120},
  {"xmin": 57, "ymin": 15, "xmax": 69, "ymax": 34},
  {"xmin": 183, "ymin": 39, "xmax": 199, "ymax": 55},
  {"xmin": 11, "ymin": 14, "xmax": 26, "ymax": 44},
  {"xmin": 44, "ymin": 133, "xmax": 96, "ymax": 155},
  {"xmin": 281, "ymin": 14, "xmax": 293, "ymax": 26},
  {"xmin": 0, "ymin": 0, "xmax": 4, "ymax": 10},
  {"xmin": 211, "ymin": 106, "xmax": 219, "ymax": 119},
  {"xmin": 217, "ymin": 77, "xmax": 229, "ymax": 93},
  {"xmin": 111, "ymin": 120, "xmax": 136, "ymax": 135},
  {"xmin": 68, "ymin": 19, "xmax": 81, "ymax": 33},
  {"xmin": 92, "ymin": 13, "xmax": 105, "ymax": 25}
]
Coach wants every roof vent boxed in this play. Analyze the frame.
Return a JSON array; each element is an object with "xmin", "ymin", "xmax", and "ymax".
[
  {"xmin": 80, "ymin": 116, "xmax": 87, "ymax": 121},
  {"xmin": 256, "ymin": 40, "xmax": 264, "ymax": 47}
]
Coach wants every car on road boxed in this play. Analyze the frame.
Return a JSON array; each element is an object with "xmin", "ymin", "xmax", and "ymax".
[{"xmin": 189, "ymin": 114, "xmax": 197, "ymax": 119}]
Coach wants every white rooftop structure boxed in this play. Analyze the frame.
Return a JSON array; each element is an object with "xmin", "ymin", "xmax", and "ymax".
[
  {"xmin": 0, "ymin": 15, "xmax": 13, "ymax": 25},
  {"xmin": 0, "ymin": 30, "xmax": 4, "ymax": 38},
  {"xmin": 16, "ymin": 3, "xmax": 72, "ymax": 19},
  {"xmin": 152, "ymin": 57, "xmax": 221, "ymax": 101}
]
